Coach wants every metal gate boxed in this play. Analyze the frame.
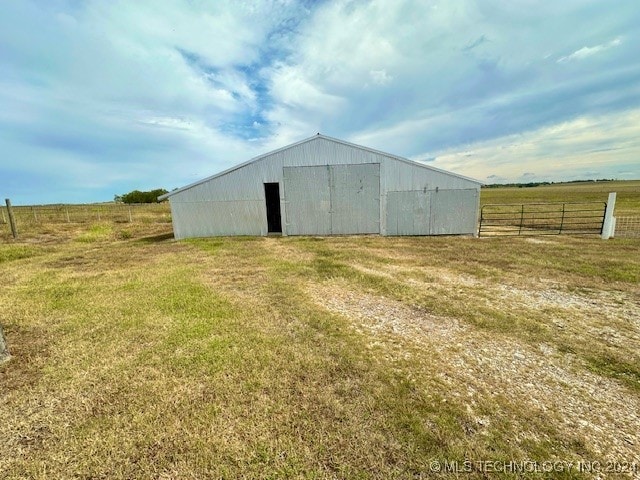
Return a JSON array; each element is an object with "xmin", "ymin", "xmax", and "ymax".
[{"xmin": 479, "ymin": 202, "xmax": 607, "ymax": 237}]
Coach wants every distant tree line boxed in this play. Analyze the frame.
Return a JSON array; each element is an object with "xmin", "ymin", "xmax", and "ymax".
[
  {"xmin": 114, "ymin": 188, "xmax": 168, "ymax": 203},
  {"xmin": 483, "ymin": 179, "xmax": 616, "ymax": 189}
]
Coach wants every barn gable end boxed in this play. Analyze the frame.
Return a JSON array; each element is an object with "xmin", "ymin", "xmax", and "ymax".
[{"xmin": 162, "ymin": 135, "xmax": 481, "ymax": 239}]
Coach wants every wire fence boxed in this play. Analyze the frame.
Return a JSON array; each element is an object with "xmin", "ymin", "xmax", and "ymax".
[
  {"xmin": 0, "ymin": 203, "xmax": 171, "ymax": 231},
  {"xmin": 3, "ymin": 202, "xmax": 638, "ymax": 238},
  {"xmin": 615, "ymin": 216, "xmax": 640, "ymax": 238}
]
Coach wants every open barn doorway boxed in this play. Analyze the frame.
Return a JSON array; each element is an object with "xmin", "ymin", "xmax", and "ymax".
[{"xmin": 264, "ymin": 183, "xmax": 282, "ymax": 234}]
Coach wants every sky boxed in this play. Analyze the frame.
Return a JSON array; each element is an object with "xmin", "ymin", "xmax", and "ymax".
[{"xmin": 1, "ymin": 0, "xmax": 639, "ymax": 205}]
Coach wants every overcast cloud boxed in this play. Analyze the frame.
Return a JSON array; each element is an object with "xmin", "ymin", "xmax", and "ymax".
[{"xmin": 1, "ymin": 0, "xmax": 639, "ymax": 204}]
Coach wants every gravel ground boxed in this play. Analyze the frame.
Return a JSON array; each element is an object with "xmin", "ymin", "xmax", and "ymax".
[{"xmin": 309, "ymin": 278, "xmax": 640, "ymax": 463}]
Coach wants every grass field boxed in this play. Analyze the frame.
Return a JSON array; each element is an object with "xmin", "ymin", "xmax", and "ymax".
[
  {"xmin": 0, "ymin": 203, "xmax": 171, "ymax": 230},
  {"xmin": 481, "ymin": 180, "xmax": 640, "ymax": 216},
  {"xmin": 1, "ymin": 183, "xmax": 639, "ymax": 479}
]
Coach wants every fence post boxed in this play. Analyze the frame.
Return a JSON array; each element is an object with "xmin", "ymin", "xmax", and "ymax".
[
  {"xmin": 32, "ymin": 206, "xmax": 38, "ymax": 222},
  {"xmin": 601, "ymin": 192, "xmax": 617, "ymax": 239},
  {"xmin": 128, "ymin": 206, "xmax": 132, "ymax": 223},
  {"xmin": 5, "ymin": 199, "xmax": 17, "ymax": 239},
  {"xmin": 518, "ymin": 204, "xmax": 524, "ymax": 235},
  {"xmin": 0, "ymin": 323, "xmax": 9, "ymax": 362},
  {"xmin": 65, "ymin": 206, "xmax": 70, "ymax": 223}
]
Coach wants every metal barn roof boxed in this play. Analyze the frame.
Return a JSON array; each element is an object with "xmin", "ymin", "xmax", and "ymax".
[{"xmin": 158, "ymin": 134, "xmax": 481, "ymax": 201}]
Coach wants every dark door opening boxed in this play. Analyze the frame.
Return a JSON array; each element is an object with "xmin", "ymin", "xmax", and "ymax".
[{"xmin": 264, "ymin": 183, "xmax": 282, "ymax": 233}]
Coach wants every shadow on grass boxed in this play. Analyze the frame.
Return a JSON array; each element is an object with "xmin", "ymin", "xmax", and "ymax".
[{"xmin": 137, "ymin": 232, "xmax": 175, "ymax": 243}]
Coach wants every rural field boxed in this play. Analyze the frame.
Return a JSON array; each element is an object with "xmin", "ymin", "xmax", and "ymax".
[
  {"xmin": 1, "ymin": 182, "xmax": 639, "ymax": 479},
  {"xmin": 481, "ymin": 180, "xmax": 640, "ymax": 215}
]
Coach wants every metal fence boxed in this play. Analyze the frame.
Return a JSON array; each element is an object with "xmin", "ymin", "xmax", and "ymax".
[
  {"xmin": 615, "ymin": 216, "xmax": 640, "ymax": 238},
  {"xmin": 0, "ymin": 203, "xmax": 171, "ymax": 229},
  {"xmin": 479, "ymin": 202, "xmax": 606, "ymax": 237}
]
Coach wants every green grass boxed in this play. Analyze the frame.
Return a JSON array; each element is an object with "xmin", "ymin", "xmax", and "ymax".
[
  {"xmin": 0, "ymin": 245, "xmax": 40, "ymax": 263},
  {"xmin": 74, "ymin": 223, "xmax": 114, "ymax": 243}
]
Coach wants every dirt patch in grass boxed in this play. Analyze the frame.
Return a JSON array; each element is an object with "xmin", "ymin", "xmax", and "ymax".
[
  {"xmin": 308, "ymin": 280, "xmax": 640, "ymax": 461},
  {"xmin": 496, "ymin": 284, "xmax": 640, "ymax": 323},
  {"xmin": 308, "ymin": 278, "xmax": 465, "ymax": 340},
  {"xmin": 353, "ymin": 263, "xmax": 482, "ymax": 288},
  {"xmin": 0, "ymin": 323, "xmax": 52, "ymax": 391}
]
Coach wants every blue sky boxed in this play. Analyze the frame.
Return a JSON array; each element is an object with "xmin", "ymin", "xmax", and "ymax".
[{"xmin": 1, "ymin": 0, "xmax": 639, "ymax": 205}]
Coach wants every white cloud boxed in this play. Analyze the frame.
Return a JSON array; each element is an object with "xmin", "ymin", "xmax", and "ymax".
[
  {"xmin": 138, "ymin": 117, "xmax": 196, "ymax": 131},
  {"xmin": 369, "ymin": 69, "xmax": 393, "ymax": 86},
  {"xmin": 423, "ymin": 109, "xmax": 640, "ymax": 182},
  {"xmin": 268, "ymin": 64, "xmax": 347, "ymax": 112},
  {"xmin": 262, "ymin": 0, "xmax": 639, "ymax": 152},
  {"xmin": 558, "ymin": 37, "xmax": 622, "ymax": 63}
]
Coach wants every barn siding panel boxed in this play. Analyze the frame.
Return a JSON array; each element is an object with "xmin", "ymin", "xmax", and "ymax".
[
  {"xmin": 283, "ymin": 166, "xmax": 332, "ymax": 235},
  {"xmin": 283, "ymin": 163, "xmax": 380, "ymax": 235},
  {"xmin": 386, "ymin": 191, "xmax": 431, "ymax": 236},
  {"xmin": 430, "ymin": 189, "xmax": 479, "ymax": 235},
  {"xmin": 171, "ymin": 201, "xmax": 265, "ymax": 239},
  {"xmin": 330, "ymin": 164, "xmax": 380, "ymax": 234}
]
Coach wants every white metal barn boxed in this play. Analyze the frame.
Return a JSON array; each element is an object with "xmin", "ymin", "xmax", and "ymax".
[{"xmin": 159, "ymin": 134, "xmax": 482, "ymax": 239}]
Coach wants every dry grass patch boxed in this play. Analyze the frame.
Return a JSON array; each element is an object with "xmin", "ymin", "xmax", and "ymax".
[{"xmin": 1, "ymin": 225, "xmax": 639, "ymax": 478}]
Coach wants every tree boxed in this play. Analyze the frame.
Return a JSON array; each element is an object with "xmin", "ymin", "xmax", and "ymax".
[{"xmin": 115, "ymin": 188, "xmax": 169, "ymax": 204}]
